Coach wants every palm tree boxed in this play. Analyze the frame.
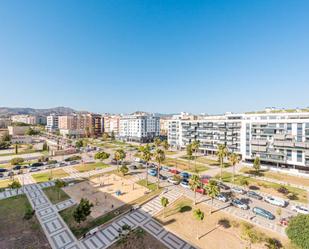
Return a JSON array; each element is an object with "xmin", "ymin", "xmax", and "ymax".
[
  {"xmin": 140, "ymin": 144, "xmax": 152, "ymax": 186},
  {"xmin": 191, "ymin": 140, "xmax": 200, "ymax": 173},
  {"xmin": 114, "ymin": 149, "xmax": 126, "ymax": 171},
  {"xmin": 154, "ymin": 137, "xmax": 161, "ymax": 148},
  {"xmin": 186, "ymin": 143, "xmax": 193, "ymax": 170},
  {"xmin": 193, "ymin": 208, "xmax": 204, "ymax": 239},
  {"xmin": 154, "ymin": 148, "xmax": 165, "ymax": 190},
  {"xmin": 161, "ymin": 139, "xmax": 169, "ymax": 151},
  {"xmin": 216, "ymin": 144, "xmax": 228, "ymax": 181},
  {"xmin": 228, "ymin": 153, "xmax": 240, "ymax": 183},
  {"xmin": 160, "ymin": 197, "xmax": 169, "ymax": 218},
  {"xmin": 205, "ymin": 180, "xmax": 220, "ymax": 214},
  {"xmin": 189, "ymin": 174, "xmax": 201, "ymax": 205}
]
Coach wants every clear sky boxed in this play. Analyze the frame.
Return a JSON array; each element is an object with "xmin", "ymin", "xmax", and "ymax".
[{"xmin": 0, "ymin": 0, "xmax": 308, "ymax": 114}]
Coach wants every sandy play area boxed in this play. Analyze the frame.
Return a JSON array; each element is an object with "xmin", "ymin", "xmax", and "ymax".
[{"xmin": 63, "ymin": 174, "xmax": 148, "ymax": 218}]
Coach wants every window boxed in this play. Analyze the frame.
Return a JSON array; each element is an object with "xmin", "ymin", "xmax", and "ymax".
[
  {"xmin": 287, "ymin": 150, "xmax": 292, "ymax": 160},
  {"xmin": 297, "ymin": 150, "xmax": 302, "ymax": 162},
  {"xmin": 287, "ymin": 123, "xmax": 292, "ymax": 134}
]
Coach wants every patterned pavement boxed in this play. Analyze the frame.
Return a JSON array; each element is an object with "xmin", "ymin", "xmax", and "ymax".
[{"xmin": 81, "ymin": 189, "xmax": 195, "ymax": 249}]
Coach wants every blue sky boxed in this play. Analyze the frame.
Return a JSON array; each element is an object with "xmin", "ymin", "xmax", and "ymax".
[{"xmin": 0, "ymin": 0, "xmax": 308, "ymax": 114}]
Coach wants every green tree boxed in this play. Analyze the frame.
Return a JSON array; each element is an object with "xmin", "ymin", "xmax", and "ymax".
[
  {"xmin": 1, "ymin": 132, "xmax": 11, "ymax": 142},
  {"xmin": 42, "ymin": 142, "xmax": 48, "ymax": 151},
  {"xmin": 111, "ymin": 131, "xmax": 115, "ymax": 141},
  {"xmin": 217, "ymin": 144, "xmax": 228, "ymax": 181},
  {"xmin": 253, "ymin": 157, "xmax": 261, "ymax": 175},
  {"xmin": 102, "ymin": 132, "xmax": 109, "ymax": 141},
  {"xmin": 10, "ymin": 157, "xmax": 24, "ymax": 165},
  {"xmin": 114, "ymin": 149, "xmax": 126, "ymax": 170},
  {"xmin": 160, "ymin": 197, "xmax": 169, "ymax": 218},
  {"xmin": 154, "ymin": 137, "xmax": 161, "ymax": 148},
  {"xmin": 161, "ymin": 140, "xmax": 169, "ymax": 151},
  {"xmin": 0, "ymin": 141, "xmax": 10, "ymax": 149},
  {"xmin": 154, "ymin": 148, "xmax": 165, "ymax": 190},
  {"xmin": 205, "ymin": 180, "xmax": 220, "ymax": 214},
  {"xmin": 189, "ymin": 174, "xmax": 201, "ymax": 205},
  {"xmin": 119, "ymin": 165, "xmax": 129, "ymax": 176},
  {"xmin": 55, "ymin": 179, "xmax": 67, "ymax": 200},
  {"xmin": 140, "ymin": 144, "xmax": 152, "ymax": 186},
  {"xmin": 228, "ymin": 153, "xmax": 240, "ymax": 183},
  {"xmin": 286, "ymin": 214, "xmax": 309, "ymax": 249},
  {"xmin": 94, "ymin": 151, "xmax": 110, "ymax": 161},
  {"xmin": 25, "ymin": 127, "xmax": 39, "ymax": 136},
  {"xmin": 264, "ymin": 238, "xmax": 282, "ymax": 249},
  {"xmin": 186, "ymin": 143, "xmax": 193, "ymax": 170},
  {"xmin": 73, "ymin": 198, "xmax": 94, "ymax": 225},
  {"xmin": 8, "ymin": 180, "xmax": 21, "ymax": 189},
  {"xmin": 75, "ymin": 139, "xmax": 84, "ymax": 149},
  {"xmin": 191, "ymin": 140, "xmax": 200, "ymax": 173},
  {"xmin": 193, "ymin": 209, "xmax": 204, "ymax": 239}
]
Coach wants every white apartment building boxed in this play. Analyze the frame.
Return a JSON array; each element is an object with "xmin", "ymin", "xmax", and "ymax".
[
  {"xmin": 119, "ymin": 114, "xmax": 160, "ymax": 142},
  {"xmin": 11, "ymin": 114, "xmax": 47, "ymax": 125},
  {"xmin": 103, "ymin": 115, "xmax": 120, "ymax": 134},
  {"xmin": 45, "ymin": 114, "xmax": 59, "ymax": 132},
  {"xmin": 168, "ymin": 112, "xmax": 309, "ymax": 173}
]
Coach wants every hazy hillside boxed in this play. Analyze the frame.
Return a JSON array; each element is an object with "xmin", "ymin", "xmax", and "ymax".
[{"xmin": 0, "ymin": 107, "xmax": 78, "ymax": 117}]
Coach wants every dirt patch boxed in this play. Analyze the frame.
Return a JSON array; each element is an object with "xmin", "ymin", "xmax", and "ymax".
[
  {"xmin": 0, "ymin": 195, "xmax": 50, "ymax": 249},
  {"xmin": 109, "ymin": 227, "xmax": 167, "ymax": 249},
  {"xmin": 63, "ymin": 174, "xmax": 148, "ymax": 218},
  {"xmin": 155, "ymin": 198, "xmax": 288, "ymax": 249}
]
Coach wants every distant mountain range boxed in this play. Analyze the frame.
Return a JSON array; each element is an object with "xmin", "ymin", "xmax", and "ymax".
[{"xmin": 0, "ymin": 107, "xmax": 78, "ymax": 117}]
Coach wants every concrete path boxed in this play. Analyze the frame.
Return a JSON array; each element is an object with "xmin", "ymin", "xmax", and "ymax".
[
  {"xmin": 81, "ymin": 189, "xmax": 196, "ymax": 249},
  {"xmin": 24, "ymin": 183, "xmax": 84, "ymax": 249}
]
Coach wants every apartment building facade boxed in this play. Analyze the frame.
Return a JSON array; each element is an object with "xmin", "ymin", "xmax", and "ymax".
[
  {"xmin": 103, "ymin": 115, "xmax": 120, "ymax": 135},
  {"xmin": 11, "ymin": 114, "xmax": 47, "ymax": 125},
  {"xmin": 119, "ymin": 114, "xmax": 160, "ymax": 142},
  {"xmin": 46, "ymin": 114, "xmax": 59, "ymax": 132},
  {"xmin": 168, "ymin": 112, "xmax": 309, "ymax": 173}
]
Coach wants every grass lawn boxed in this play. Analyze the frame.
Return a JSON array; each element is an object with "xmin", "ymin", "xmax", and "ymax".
[
  {"xmin": 32, "ymin": 169, "xmax": 69, "ymax": 183},
  {"xmin": 109, "ymin": 227, "xmax": 167, "ymax": 249},
  {"xmin": 74, "ymin": 162, "xmax": 110, "ymax": 173},
  {"xmin": 0, "ymin": 179, "xmax": 20, "ymax": 189},
  {"xmin": 240, "ymin": 166, "xmax": 309, "ymax": 187},
  {"xmin": 165, "ymin": 151, "xmax": 177, "ymax": 155},
  {"xmin": 216, "ymin": 171, "xmax": 308, "ymax": 203},
  {"xmin": 163, "ymin": 158, "xmax": 209, "ymax": 173},
  {"xmin": 180, "ymin": 156, "xmax": 231, "ymax": 168},
  {"xmin": 60, "ymin": 185, "xmax": 162, "ymax": 238},
  {"xmin": 0, "ymin": 195, "xmax": 50, "ymax": 249},
  {"xmin": 43, "ymin": 186, "xmax": 70, "ymax": 204},
  {"xmin": 137, "ymin": 179, "xmax": 158, "ymax": 191}
]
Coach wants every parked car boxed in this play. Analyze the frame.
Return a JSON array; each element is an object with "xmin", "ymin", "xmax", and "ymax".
[
  {"xmin": 252, "ymin": 207, "xmax": 275, "ymax": 220},
  {"xmin": 180, "ymin": 179, "xmax": 190, "ymax": 189},
  {"xmin": 0, "ymin": 168, "xmax": 7, "ymax": 173},
  {"xmin": 129, "ymin": 165, "xmax": 138, "ymax": 170},
  {"xmin": 169, "ymin": 168, "xmax": 180, "ymax": 174},
  {"xmin": 200, "ymin": 175, "xmax": 212, "ymax": 185},
  {"xmin": 167, "ymin": 176, "xmax": 180, "ymax": 185},
  {"xmin": 217, "ymin": 182, "xmax": 230, "ymax": 190},
  {"xmin": 264, "ymin": 196, "xmax": 287, "ymax": 207},
  {"xmin": 195, "ymin": 187, "xmax": 205, "ymax": 195},
  {"xmin": 0, "ymin": 173, "xmax": 4, "ymax": 178},
  {"xmin": 279, "ymin": 216, "xmax": 292, "ymax": 226},
  {"xmin": 13, "ymin": 165, "xmax": 22, "ymax": 170},
  {"xmin": 69, "ymin": 161, "xmax": 79, "ymax": 165},
  {"xmin": 247, "ymin": 191, "xmax": 263, "ymax": 200},
  {"xmin": 180, "ymin": 172, "xmax": 190, "ymax": 179},
  {"xmin": 291, "ymin": 205, "xmax": 309, "ymax": 215},
  {"xmin": 7, "ymin": 171, "xmax": 14, "ymax": 177},
  {"xmin": 31, "ymin": 162, "xmax": 44, "ymax": 167},
  {"xmin": 231, "ymin": 187, "xmax": 246, "ymax": 195},
  {"xmin": 161, "ymin": 166, "xmax": 170, "ymax": 171},
  {"xmin": 148, "ymin": 169, "xmax": 157, "ymax": 176},
  {"xmin": 215, "ymin": 193, "xmax": 229, "ymax": 202},
  {"xmin": 159, "ymin": 174, "xmax": 167, "ymax": 180},
  {"xmin": 231, "ymin": 199, "xmax": 249, "ymax": 210},
  {"xmin": 29, "ymin": 167, "xmax": 40, "ymax": 172}
]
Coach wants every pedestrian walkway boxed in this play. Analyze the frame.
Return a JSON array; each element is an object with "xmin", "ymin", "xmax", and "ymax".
[
  {"xmin": 81, "ymin": 189, "xmax": 195, "ymax": 249},
  {"xmin": 25, "ymin": 183, "xmax": 84, "ymax": 249},
  {"xmin": 17, "ymin": 172, "xmax": 35, "ymax": 185}
]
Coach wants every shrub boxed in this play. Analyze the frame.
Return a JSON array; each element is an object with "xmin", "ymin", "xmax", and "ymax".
[
  {"xmin": 10, "ymin": 157, "xmax": 24, "ymax": 165},
  {"xmin": 8, "ymin": 180, "xmax": 21, "ymax": 189},
  {"xmin": 286, "ymin": 214, "xmax": 309, "ymax": 249},
  {"xmin": 239, "ymin": 178, "xmax": 249, "ymax": 186},
  {"xmin": 277, "ymin": 186, "xmax": 289, "ymax": 195},
  {"xmin": 24, "ymin": 206, "xmax": 35, "ymax": 220},
  {"xmin": 64, "ymin": 155, "xmax": 81, "ymax": 162}
]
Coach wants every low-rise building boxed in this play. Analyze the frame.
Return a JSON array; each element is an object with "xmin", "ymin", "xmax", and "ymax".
[{"xmin": 8, "ymin": 125, "xmax": 28, "ymax": 136}]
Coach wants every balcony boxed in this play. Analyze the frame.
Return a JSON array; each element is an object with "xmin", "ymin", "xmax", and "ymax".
[
  {"xmin": 273, "ymin": 141, "xmax": 295, "ymax": 147},
  {"xmin": 251, "ymin": 140, "xmax": 267, "ymax": 146}
]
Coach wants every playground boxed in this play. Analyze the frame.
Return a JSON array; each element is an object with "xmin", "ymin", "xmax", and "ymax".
[{"xmin": 63, "ymin": 174, "xmax": 148, "ymax": 218}]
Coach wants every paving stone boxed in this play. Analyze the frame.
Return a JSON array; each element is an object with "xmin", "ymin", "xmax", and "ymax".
[
  {"xmin": 51, "ymin": 230, "xmax": 75, "ymax": 249},
  {"xmin": 161, "ymin": 232, "xmax": 187, "ymax": 249}
]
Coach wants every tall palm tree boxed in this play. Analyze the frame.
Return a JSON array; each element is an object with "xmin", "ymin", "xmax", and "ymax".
[
  {"xmin": 154, "ymin": 137, "xmax": 161, "ymax": 148},
  {"xmin": 161, "ymin": 139, "xmax": 169, "ymax": 151},
  {"xmin": 216, "ymin": 144, "xmax": 228, "ymax": 181},
  {"xmin": 205, "ymin": 180, "xmax": 220, "ymax": 214},
  {"xmin": 189, "ymin": 174, "xmax": 201, "ymax": 205},
  {"xmin": 140, "ymin": 144, "xmax": 152, "ymax": 186},
  {"xmin": 193, "ymin": 209, "xmax": 204, "ymax": 240},
  {"xmin": 186, "ymin": 143, "xmax": 193, "ymax": 170},
  {"xmin": 191, "ymin": 140, "xmax": 200, "ymax": 173},
  {"xmin": 154, "ymin": 148, "xmax": 165, "ymax": 190},
  {"xmin": 228, "ymin": 153, "xmax": 240, "ymax": 183}
]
